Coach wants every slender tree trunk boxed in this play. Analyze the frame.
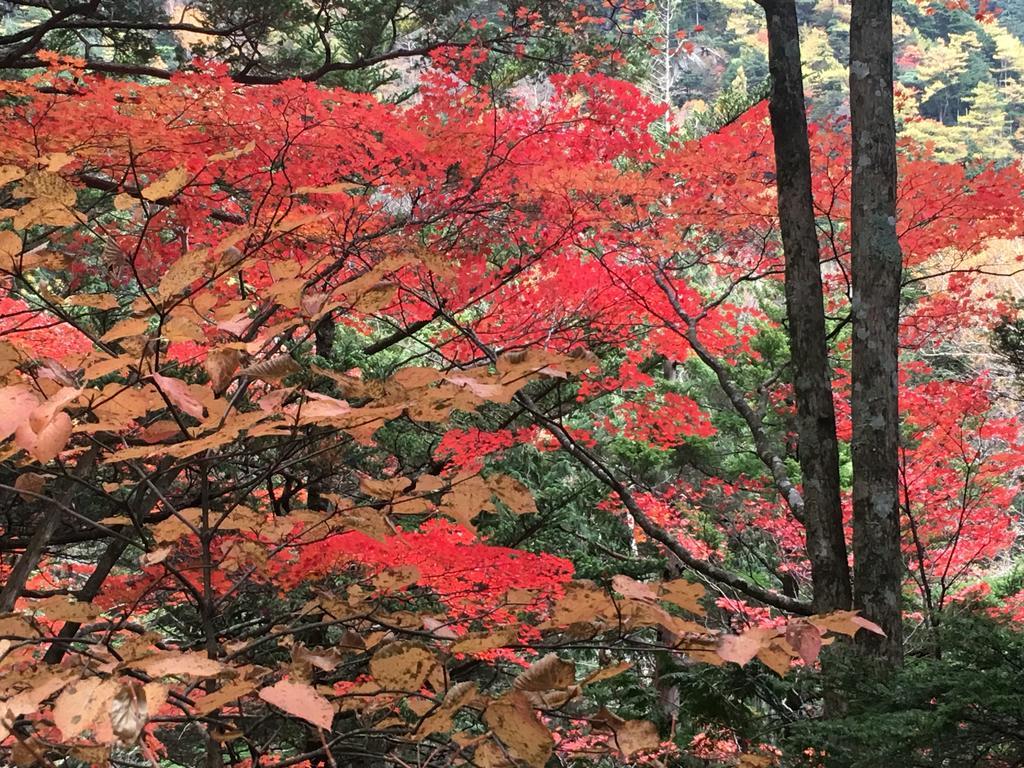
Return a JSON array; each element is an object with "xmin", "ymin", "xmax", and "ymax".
[
  {"xmin": 849, "ymin": 0, "xmax": 904, "ymax": 663},
  {"xmin": 0, "ymin": 448, "xmax": 98, "ymax": 612},
  {"xmin": 759, "ymin": 0, "xmax": 852, "ymax": 613}
]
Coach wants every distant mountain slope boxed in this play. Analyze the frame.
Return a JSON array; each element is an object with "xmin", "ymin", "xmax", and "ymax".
[{"xmin": 659, "ymin": 0, "xmax": 1024, "ymax": 162}]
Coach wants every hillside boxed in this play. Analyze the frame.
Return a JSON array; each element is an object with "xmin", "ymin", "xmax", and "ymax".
[{"xmin": 658, "ymin": 0, "xmax": 1024, "ymax": 163}]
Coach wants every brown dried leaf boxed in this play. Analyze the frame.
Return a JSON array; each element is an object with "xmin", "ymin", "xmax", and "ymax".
[
  {"xmin": 14, "ymin": 472, "xmax": 45, "ymax": 501},
  {"xmin": 17, "ymin": 170, "xmax": 76, "ymax": 206},
  {"xmin": 483, "ymin": 691, "xmax": 553, "ymax": 768},
  {"xmin": 658, "ymin": 579, "xmax": 705, "ymax": 614},
  {"xmin": 756, "ymin": 640, "xmax": 796, "ymax": 676},
  {"xmin": 293, "ymin": 182, "xmax": 358, "ymax": 195},
  {"xmin": 718, "ymin": 628, "xmax": 774, "ymax": 667},
  {"xmin": 613, "ymin": 719, "xmax": 661, "ymax": 758},
  {"xmin": 31, "ymin": 595, "xmax": 102, "ymax": 623},
  {"xmin": 100, "ymin": 316, "xmax": 150, "ymax": 342},
  {"xmin": 0, "ymin": 385, "xmax": 40, "ymax": 441},
  {"xmin": 582, "ymin": 662, "xmax": 633, "ymax": 686},
  {"xmin": 66, "ymin": 292, "xmax": 119, "ymax": 310},
  {"xmin": 239, "ymin": 355, "xmax": 301, "ymax": 383},
  {"xmin": 360, "ymin": 475, "xmax": 413, "ymax": 499},
  {"xmin": 110, "ymin": 681, "xmax": 147, "ymax": 744},
  {"xmin": 784, "ymin": 622, "xmax": 824, "ymax": 665},
  {"xmin": 373, "ymin": 566, "xmax": 420, "ymax": 592},
  {"xmin": 808, "ymin": 610, "xmax": 886, "ymax": 638},
  {"xmin": 369, "ymin": 641, "xmax": 436, "ymax": 692},
  {"xmin": 15, "ymin": 410, "xmax": 73, "ymax": 464},
  {"xmin": 513, "ymin": 654, "xmax": 576, "ymax": 692},
  {"xmin": 158, "ymin": 248, "xmax": 209, "ymax": 299},
  {"xmin": 140, "ymin": 548, "xmax": 170, "ymax": 566},
  {"xmin": 611, "ymin": 575, "xmax": 658, "ymax": 603},
  {"xmin": 486, "ymin": 473, "xmax": 537, "ymax": 514},
  {"xmin": 204, "ymin": 347, "xmax": 244, "ymax": 396},
  {"xmin": 416, "ymin": 681, "xmax": 478, "ymax": 739},
  {"xmin": 450, "ymin": 628, "xmax": 517, "ymax": 655},
  {"xmin": 548, "ymin": 581, "xmax": 617, "ymax": 626},
  {"xmin": 739, "ymin": 754, "xmax": 777, "ymax": 767},
  {"xmin": 352, "ymin": 281, "xmax": 398, "ymax": 313},
  {"xmin": 194, "ymin": 678, "xmax": 258, "ymax": 716},
  {"xmin": 11, "ymin": 737, "xmax": 45, "ymax": 766}
]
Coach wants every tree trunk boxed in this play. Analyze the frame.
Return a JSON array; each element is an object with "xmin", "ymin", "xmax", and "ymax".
[
  {"xmin": 759, "ymin": 0, "xmax": 852, "ymax": 613},
  {"xmin": 849, "ymin": 0, "xmax": 904, "ymax": 663}
]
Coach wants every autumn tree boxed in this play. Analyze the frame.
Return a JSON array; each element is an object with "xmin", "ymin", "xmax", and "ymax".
[
  {"xmin": 2, "ymin": 13, "xmax": 1024, "ymax": 761},
  {"xmin": 0, "ymin": 56, "xmax": 895, "ymax": 768}
]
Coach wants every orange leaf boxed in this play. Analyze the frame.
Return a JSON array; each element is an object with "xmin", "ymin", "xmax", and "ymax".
[{"xmin": 258, "ymin": 680, "xmax": 334, "ymax": 730}]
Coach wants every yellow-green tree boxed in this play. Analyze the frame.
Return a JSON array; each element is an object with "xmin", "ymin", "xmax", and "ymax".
[{"xmin": 960, "ymin": 80, "xmax": 1016, "ymax": 164}]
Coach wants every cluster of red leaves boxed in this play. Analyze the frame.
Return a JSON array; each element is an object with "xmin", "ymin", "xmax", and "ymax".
[{"xmin": 275, "ymin": 520, "xmax": 574, "ymax": 630}]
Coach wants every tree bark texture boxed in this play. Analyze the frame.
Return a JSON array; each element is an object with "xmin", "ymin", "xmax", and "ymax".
[
  {"xmin": 850, "ymin": 0, "xmax": 905, "ymax": 663},
  {"xmin": 760, "ymin": 0, "xmax": 852, "ymax": 613}
]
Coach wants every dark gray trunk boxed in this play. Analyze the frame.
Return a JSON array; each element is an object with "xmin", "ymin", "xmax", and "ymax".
[
  {"xmin": 0, "ymin": 448, "xmax": 98, "ymax": 612},
  {"xmin": 760, "ymin": 0, "xmax": 852, "ymax": 613},
  {"xmin": 849, "ymin": 0, "xmax": 904, "ymax": 663}
]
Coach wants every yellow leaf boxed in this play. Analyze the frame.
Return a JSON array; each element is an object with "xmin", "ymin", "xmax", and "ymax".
[
  {"xmin": 0, "ymin": 165, "xmax": 26, "ymax": 186},
  {"xmin": 113, "ymin": 193, "xmax": 136, "ymax": 210},
  {"xmin": 582, "ymin": 662, "xmax": 632, "ymax": 686},
  {"xmin": 141, "ymin": 167, "xmax": 189, "ymax": 201},
  {"xmin": 158, "ymin": 249, "xmax": 210, "ymax": 299},
  {"xmin": 99, "ymin": 515, "xmax": 133, "ymax": 525},
  {"xmin": 209, "ymin": 141, "xmax": 256, "ymax": 162}
]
